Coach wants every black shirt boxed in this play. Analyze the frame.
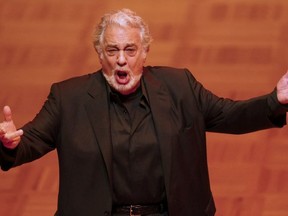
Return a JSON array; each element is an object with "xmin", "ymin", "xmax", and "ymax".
[{"xmin": 109, "ymin": 81, "xmax": 166, "ymax": 205}]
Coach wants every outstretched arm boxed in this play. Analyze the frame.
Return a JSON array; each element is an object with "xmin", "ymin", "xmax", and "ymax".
[{"xmin": 0, "ymin": 106, "xmax": 23, "ymax": 149}]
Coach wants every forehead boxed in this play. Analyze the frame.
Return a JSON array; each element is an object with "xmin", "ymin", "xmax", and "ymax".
[{"xmin": 103, "ymin": 25, "xmax": 142, "ymax": 46}]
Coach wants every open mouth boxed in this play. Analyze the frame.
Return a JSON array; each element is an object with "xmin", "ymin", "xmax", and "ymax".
[
  {"xmin": 117, "ymin": 71, "xmax": 127, "ymax": 79},
  {"xmin": 116, "ymin": 70, "xmax": 129, "ymax": 84}
]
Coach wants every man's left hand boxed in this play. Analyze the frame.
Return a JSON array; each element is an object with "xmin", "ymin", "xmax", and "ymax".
[{"xmin": 277, "ymin": 71, "xmax": 288, "ymax": 105}]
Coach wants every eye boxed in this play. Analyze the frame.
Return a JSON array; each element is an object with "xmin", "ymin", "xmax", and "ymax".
[
  {"xmin": 105, "ymin": 48, "xmax": 119, "ymax": 56},
  {"xmin": 125, "ymin": 47, "xmax": 137, "ymax": 56}
]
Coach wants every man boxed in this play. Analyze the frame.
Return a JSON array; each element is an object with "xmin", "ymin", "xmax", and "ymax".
[{"xmin": 0, "ymin": 8, "xmax": 288, "ymax": 216}]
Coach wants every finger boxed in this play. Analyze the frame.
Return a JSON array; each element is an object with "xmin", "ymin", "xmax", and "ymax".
[
  {"xmin": 1, "ymin": 129, "xmax": 22, "ymax": 149},
  {"xmin": 3, "ymin": 105, "xmax": 12, "ymax": 122},
  {"xmin": 16, "ymin": 129, "xmax": 24, "ymax": 136},
  {"xmin": 10, "ymin": 136, "xmax": 21, "ymax": 143},
  {"xmin": 0, "ymin": 125, "xmax": 7, "ymax": 137},
  {"xmin": 0, "ymin": 126, "xmax": 5, "ymax": 135},
  {"xmin": 4, "ymin": 129, "xmax": 23, "ymax": 140}
]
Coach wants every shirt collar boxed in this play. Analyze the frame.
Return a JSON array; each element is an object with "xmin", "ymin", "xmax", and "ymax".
[{"xmin": 106, "ymin": 77, "xmax": 149, "ymax": 105}]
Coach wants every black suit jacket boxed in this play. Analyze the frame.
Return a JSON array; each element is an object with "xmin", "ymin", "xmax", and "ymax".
[{"xmin": 1, "ymin": 66, "xmax": 286, "ymax": 216}]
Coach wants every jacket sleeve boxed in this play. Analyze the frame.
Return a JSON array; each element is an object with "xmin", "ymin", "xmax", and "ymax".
[
  {"xmin": 185, "ymin": 70, "xmax": 287, "ymax": 134},
  {"xmin": 0, "ymin": 84, "xmax": 60, "ymax": 171}
]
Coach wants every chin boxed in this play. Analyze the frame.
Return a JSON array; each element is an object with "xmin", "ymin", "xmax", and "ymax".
[
  {"xmin": 103, "ymin": 73, "xmax": 142, "ymax": 95},
  {"xmin": 112, "ymin": 82, "xmax": 138, "ymax": 95}
]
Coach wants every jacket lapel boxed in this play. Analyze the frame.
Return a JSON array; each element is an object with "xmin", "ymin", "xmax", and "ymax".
[
  {"xmin": 85, "ymin": 72, "xmax": 113, "ymax": 187},
  {"xmin": 143, "ymin": 68, "xmax": 173, "ymax": 196}
]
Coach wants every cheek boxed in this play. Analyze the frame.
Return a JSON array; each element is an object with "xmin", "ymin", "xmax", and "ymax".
[
  {"xmin": 132, "ymin": 52, "xmax": 147, "ymax": 67},
  {"xmin": 135, "ymin": 56, "xmax": 146, "ymax": 69},
  {"xmin": 100, "ymin": 60, "xmax": 114, "ymax": 77},
  {"xmin": 101, "ymin": 56, "xmax": 115, "ymax": 68}
]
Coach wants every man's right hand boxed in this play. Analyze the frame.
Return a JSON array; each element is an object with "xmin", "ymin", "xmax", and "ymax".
[{"xmin": 0, "ymin": 106, "xmax": 23, "ymax": 149}]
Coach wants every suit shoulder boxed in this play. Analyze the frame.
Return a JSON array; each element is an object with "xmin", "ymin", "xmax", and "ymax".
[
  {"xmin": 146, "ymin": 66, "xmax": 186, "ymax": 73},
  {"xmin": 144, "ymin": 66, "xmax": 196, "ymax": 84},
  {"xmin": 52, "ymin": 71, "xmax": 101, "ymax": 91}
]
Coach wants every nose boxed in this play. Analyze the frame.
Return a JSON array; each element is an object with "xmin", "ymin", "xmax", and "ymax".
[{"xmin": 117, "ymin": 50, "xmax": 127, "ymax": 66}]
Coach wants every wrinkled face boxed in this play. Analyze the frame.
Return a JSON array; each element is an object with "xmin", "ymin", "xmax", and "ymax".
[{"xmin": 99, "ymin": 24, "xmax": 148, "ymax": 95}]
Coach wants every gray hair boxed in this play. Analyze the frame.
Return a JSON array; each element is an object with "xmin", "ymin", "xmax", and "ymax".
[{"xmin": 93, "ymin": 8, "xmax": 152, "ymax": 55}]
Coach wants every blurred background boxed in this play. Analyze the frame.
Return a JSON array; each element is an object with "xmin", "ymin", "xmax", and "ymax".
[{"xmin": 0, "ymin": 0, "xmax": 288, "ymax": 215}]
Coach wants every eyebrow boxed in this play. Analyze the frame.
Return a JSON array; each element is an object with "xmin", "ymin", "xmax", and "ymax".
[
  {"xmin": 125, "ymin": 43, "xmax": 137, "ymax": 47},
  {"xmin": 105, "ymin": 43, "xmax": 137, "ymax": 48}
]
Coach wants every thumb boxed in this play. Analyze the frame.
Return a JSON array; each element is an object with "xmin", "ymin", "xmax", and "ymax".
[
  {"xmin": 278, "ymin": 71, "xmax": 288, "ymax": 86},
  {"xmin": 3, "ymin": 106, "xmax": 13, "ymax": 122}
]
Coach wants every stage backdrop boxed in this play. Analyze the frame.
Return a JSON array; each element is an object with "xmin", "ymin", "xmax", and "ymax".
[{"xmin": 0, "ymin": 0, "xmax": 288, "ymax": 215}]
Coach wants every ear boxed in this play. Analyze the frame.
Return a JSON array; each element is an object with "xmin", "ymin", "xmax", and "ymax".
[
  {"xmin": 94, "ymin": 46, "xmax": 103, "ymax": 61},
  {"xmin": 97, "ymin": 52, "xmax": 104, "ymax": 64},
  {"xmin": 146, "ymin": 46, "xmax": 150, "ymax": 53},
  {"xmin": 142, "ymin": 47, "xmax": 149, "ymax": 60}
]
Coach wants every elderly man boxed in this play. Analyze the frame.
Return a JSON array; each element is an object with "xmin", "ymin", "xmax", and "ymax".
[{"xmin": 0, "ymin": 8, "xmax": 288, "ymax": 216}]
